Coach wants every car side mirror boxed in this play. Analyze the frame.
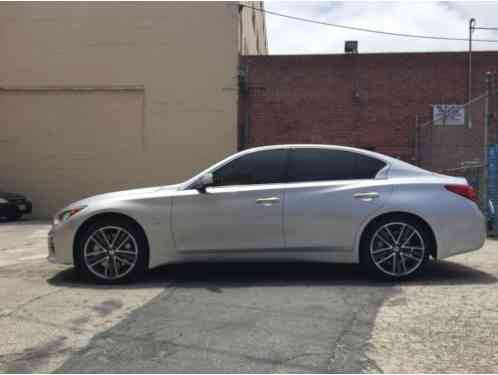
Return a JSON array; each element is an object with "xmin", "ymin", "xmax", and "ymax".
[{"xmin": 196, "ymin": 173, "xmax": 213, "ymax": 193}]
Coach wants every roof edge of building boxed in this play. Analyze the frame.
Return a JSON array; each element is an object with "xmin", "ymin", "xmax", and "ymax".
[{"xmin": 242, "ymin": 50, "xmax": 498, "ymax": 59}]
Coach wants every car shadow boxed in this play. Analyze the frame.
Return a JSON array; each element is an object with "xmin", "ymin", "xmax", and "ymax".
[
  {"xmin": 51, "ymin": 258, "xmax": 497, "ymax": 373},
  {"xmin": 47, "ymin": 259, "xmax": 497, "ymax": 291}
]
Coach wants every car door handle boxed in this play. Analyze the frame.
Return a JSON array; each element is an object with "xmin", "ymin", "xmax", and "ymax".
[
  {"xmin": 256, "ymin": 197, "xmax": 280, "ymax": 205},
  {"xmin": 354, "ymin": 192, "xmax": 379, "ymax": 200}
]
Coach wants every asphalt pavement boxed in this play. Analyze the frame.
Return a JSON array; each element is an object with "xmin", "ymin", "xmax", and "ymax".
[{"xmin": 1, "ymin": 220, "xmax": 497, "ymax": 372}]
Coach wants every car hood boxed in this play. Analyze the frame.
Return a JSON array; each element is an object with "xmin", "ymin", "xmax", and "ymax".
[{"xmin": 67, "ymin": 184, "xmax": 183, "ymax": 208}]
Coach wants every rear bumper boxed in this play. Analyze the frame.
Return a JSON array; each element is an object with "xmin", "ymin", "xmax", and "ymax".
[{"xmin": 435, "ymin": 203, "xmax": 486, "ymax": 260}]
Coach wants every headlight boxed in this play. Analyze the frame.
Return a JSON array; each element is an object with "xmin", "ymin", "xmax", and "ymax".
[
  {"xmin": 53, "ymin": 206, "xmax": 87, "ymax": 226},
  {"xmin": 0, "ymin": 198, "xmax": 8, "ymax": 204}
]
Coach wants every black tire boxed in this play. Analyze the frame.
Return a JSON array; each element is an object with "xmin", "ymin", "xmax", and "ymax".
[
  {"xmin": 6, "ymin": 213, "xmax": 22, "ymax": 222},
  {"xmin": 360, "ymin": 214, "xmax": 431, "ymax": 280},
  {"xmin": 74, "ymin": 217, "xmax": 149, "ymax": 284}
]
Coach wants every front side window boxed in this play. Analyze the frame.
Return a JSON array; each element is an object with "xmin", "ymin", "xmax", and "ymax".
[
  {"xmin": 212, "ymin": 149, "xmax": 288, "ymax": 186},
  {"xmin": 288, "ymin": 149, "xmax": 386, "ymax": 182}
]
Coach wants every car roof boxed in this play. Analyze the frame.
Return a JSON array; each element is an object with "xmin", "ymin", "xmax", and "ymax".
[{"xmin": 240, "ymin": 144, "xmax": 390, "ymax": 162}]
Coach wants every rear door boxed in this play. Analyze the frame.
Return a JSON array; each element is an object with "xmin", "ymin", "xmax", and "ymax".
[{"xmin": 283, "ymin": 148, "xmax": 392, "ymax": 252}]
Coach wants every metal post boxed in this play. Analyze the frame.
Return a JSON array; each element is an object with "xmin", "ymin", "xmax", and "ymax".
[
  {"xmin": 415, "ymin": 114, "xmax": 419, "ymax": 166},
  {"xmin": 495, "ymin": 74, "xmax": 498, "ymax": 144},
  {"xmin": 482, "ymin": 72, "xmax": 492, "ymax": 211},
  {"xmin": 468, "ymin": 18, "xmax": 476, "ymax": 128}
]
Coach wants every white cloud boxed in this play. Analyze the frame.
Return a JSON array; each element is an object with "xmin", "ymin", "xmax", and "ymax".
[{"xmin": 264, "ymin": 1, "xmax": 498, "ymax": 54}]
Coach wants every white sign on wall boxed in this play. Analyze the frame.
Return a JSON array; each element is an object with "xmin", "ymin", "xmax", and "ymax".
[{"xmin": 433, "ymin": 104, "xmax": 465, "ymax": 126}]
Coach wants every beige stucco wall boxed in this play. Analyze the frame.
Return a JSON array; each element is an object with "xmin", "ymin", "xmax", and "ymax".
[
  {"xmin": 0, "ymin": 2, "xmax": 240, "ymax": 218},
  {"xmin": 239, "ymin": 1, "xmax": 268, "ymax": 55}
]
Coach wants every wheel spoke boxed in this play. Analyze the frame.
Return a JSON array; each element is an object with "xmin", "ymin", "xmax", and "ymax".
[
  {"xmin": 372, "ymin": 247, "xmax": 392, "ymax": 255},
  {"xmin": 115, "ymin": 233, "xmax": 131, "ymax": 251},
  {"xmin": 115, "ymin": 249, "xmax": 136, "ymax": 255},
  {"xmin": 392, "ymin": 253, "xmax": 397, "ymax": 273},
  {"xmin": 86, "ymin": 249, "xmax": 105, "ymax": 257},
  {"xmin": 376, "ymin": 253, "xmax": 394, "ymax": 265},
  {"xmin": 115, "ymin": 255, "xmax": 133, "ymax": 266},
  {"xmin": 402, "ymin": 246, "xmax": 424, "ymax": 251},
  {"xmin": 110, "ymin": 229, "xmax": 122, "ymax": 248},
  {"xmin": 383, "ymin": 226, "xmax": 398, "ymax": 245},
  {"xmin": 376, "ymin": 232, "xmax": 393, "ymax": 247},
  {"xmin": 98, "ymin": 229, "xmax": 113, "ymax": 248},
  {"xmin": 396, "ymin": 224, "xmax": 406, "ymax": 244},
  {"xmin": 90, "ymin": 236, "xmax": 107, "ymax": 251},
  {"xmin": 104, "ymin": 261, "xmax": 110, "ymax": 277},
  {"xmin": 112, "ymin": 256, "xmax": 119, "ymax": 277},
  {"xmin": 401, "ymin": 229, "xmax": 416, "ymax": 247},
  {"xmin": 89, "ymin": 256, "xmax": 108, "ymax": 267},
  {"xmin": 400, "ymin": 253, "xmax": 408, "ymax": 273},
  {"xmin": 402, "ymin": 252, "xmax": 422, "ymax": 262}
]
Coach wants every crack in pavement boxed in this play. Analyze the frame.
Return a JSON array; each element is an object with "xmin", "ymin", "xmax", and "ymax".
[{"xmin": 0, "ymin": 288, "xmax": 65, "ymax": 319}]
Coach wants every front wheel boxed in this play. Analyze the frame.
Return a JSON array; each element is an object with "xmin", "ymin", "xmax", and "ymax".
[
  {"xmin": 74, "ymin": 218, "xmax": 149, "ymax": 284},
  {"xmin": 6, "ymin": 212, "xmax": 22, "ymax": 221},
  {"xmin": 360, "ymin": 215, "xmax": 431, "ymax": 280}
]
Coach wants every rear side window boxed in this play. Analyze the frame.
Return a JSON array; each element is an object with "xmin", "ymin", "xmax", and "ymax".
[
  {"xmin": 288, "ymin": 149, "xmax": 385, "ymax": 182},
  {"xmin": 355, "ymin": 153, "xmax": 387, "ymax": 179},
  {"xmin": 212, "ymin": 149, "xmax": 288, "ymax": 186}
]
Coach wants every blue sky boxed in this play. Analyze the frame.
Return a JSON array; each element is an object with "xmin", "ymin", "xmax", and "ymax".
[{"xmin": 264, "ymin": 1, "xmax": 498, "ymax": 54}]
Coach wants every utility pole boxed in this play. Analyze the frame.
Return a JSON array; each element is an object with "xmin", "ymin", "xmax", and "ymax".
[
  {"xmin": 482, "ymin": 72, "xmax": 492, "ymax": 211},
  {"xmin": 468, "ymin": 18, "xmax": 476, "ymax": 128},
  {"xmin": 468, "ymin": 19, "xmax": 498, "ymax": 128}
]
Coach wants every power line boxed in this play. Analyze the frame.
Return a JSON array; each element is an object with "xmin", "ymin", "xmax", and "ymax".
[{"xmin": 243, "ymin": 4, "xmax": 498, "ymax": 43}]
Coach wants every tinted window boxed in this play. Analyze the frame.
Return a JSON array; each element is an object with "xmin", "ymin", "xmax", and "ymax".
[
  {"xmin": 288, "ymin": 149, "xmax": 385, "ymax": 182},
  {"xmin": 212, "ymin": 149, "xmax": 288, "ymax": 186},
  {"xmin": 355, "ymin": 153, "xmax": 387, "ymax": 179}
]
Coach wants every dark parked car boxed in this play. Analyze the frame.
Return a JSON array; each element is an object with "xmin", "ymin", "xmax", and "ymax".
[{"xmin": 0, "ymin": 191, "xmax": 32, "ymax": 221}]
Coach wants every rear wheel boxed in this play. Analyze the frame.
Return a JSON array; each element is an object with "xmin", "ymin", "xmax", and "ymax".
[
  {"xmin": 74, "ymin": 217, "xmax": 148, "ymax": 284},
  {"xmin": 360, "ymin": 215, "xmax": 430, "ymax": 280}
]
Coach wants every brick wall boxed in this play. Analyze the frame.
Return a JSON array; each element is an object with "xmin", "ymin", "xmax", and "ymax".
[{"xmin": 239, "ymin": 52, "xmax": 498, "ymax": 169}]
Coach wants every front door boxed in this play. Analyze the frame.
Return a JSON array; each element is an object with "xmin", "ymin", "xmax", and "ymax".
[{"xmin": 171, "ymin": 148, "xmax": 288, "ymax": 252}]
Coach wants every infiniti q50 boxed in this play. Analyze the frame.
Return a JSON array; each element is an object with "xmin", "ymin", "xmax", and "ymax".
[{"xmin": 48, "ymin": 145, "xmax": 485, "ymax": 283}]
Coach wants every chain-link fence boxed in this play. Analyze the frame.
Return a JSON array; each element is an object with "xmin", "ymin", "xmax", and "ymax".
[
  {"xmin": 416, "ymin": 93, "xmax": 487, "ymax": 176},
  {"xmin": 415, "ymin": 87, "xmax": 497, "ymax": 231}
]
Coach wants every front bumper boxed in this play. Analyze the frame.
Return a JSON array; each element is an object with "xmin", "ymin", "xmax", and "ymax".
[
  {"xmin": 0, "ymin": 200, "xmax": 32, "ymax": 217},
  {"xmin": 47, "ymin": 227, "xmax": 74, "ymax": 265}
]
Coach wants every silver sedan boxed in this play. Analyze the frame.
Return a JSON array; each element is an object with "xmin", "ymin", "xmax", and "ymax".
[{"xmin": 48, "ymin": 145, "xmax": 486, "ymax": 283}]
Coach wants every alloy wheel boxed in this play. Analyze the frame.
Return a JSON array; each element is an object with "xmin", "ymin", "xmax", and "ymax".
[
  {"xmin": 83, "ymin": 226, "xmax": 139, "ymax": 280},
  {"xmin": 369, "ymin": 222, "xmax": 426, "ymax": 277}
]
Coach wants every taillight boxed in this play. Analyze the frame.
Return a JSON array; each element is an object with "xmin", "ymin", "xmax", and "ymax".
[{"xmin": 445, "ymin": 184, "xmax": 477, "ymax": 203}]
